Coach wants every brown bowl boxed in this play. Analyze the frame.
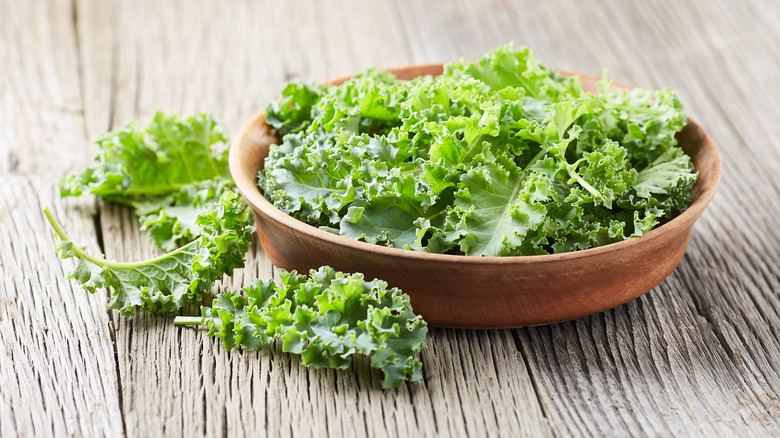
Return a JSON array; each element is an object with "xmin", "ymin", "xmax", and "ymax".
[{"xmin": 230, "ymin": 65, "xmax": 721, "ymax": 328}]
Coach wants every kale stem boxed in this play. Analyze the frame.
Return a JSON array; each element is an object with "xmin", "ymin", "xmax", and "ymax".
[
  {"xmin": 43, "ymin": 206, "xmax": 71, "ymax": 241},
  {"xmin": 42, "ymin": 206, "xmax": 197, "ymax": 269},
  {"xmin": 524, "ymin": 146, "xmax": 549, "ymax": 171},
  {"xmin": 566, "ymin": 166, "xmax": 602, "ymax": 198},
  {"xmin": 174, "ymin": 316, "xmax": 203, "ymax": 326}
]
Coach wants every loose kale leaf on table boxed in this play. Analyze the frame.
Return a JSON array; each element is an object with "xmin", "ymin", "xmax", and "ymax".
[
  {"xmin": 60, "ymin": 111, "xmax": 236, "ymax": 251},
  {"xmin": 176, "ymin": 266, "xmax": 428, "ymax": 389},
  {"xmin": 45, "ymin": 191, "xmax": 254, "ymax": 318},
  {"xmin": 60, "ymin": 112, "xmax": 230, "ymax": 198},
  {"xmin": 49, "ymin": 109, "xmax": 430, "ymax": 388},
  {"xmin": 132, "ymin": 178, "xmax": 238, "ymax": 251}
]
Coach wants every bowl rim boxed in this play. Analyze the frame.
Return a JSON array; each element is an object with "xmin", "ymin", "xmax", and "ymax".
[{"xmin": 230, "ymin": 68, "xmax": 722, "ymax": 266}]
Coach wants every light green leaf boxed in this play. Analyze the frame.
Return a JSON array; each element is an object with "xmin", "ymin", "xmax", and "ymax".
[
  {"xmin": 132, "ymin": 179, "xmax": 237, "ymax": 251},
  {"xmin": 60, "ymin": 112, "xmax": 229, "ymax": 198},
  {"xmin": 189, "ymin": 267, "xmax": 427, "ymax": 389},
  {"xmin": 448, "ymin": 157, "xmax": 546, "ymax": 256},
  {"xmin": 635, "ymin": 148, "xmax": 696, "ymax": 198},
  {"xmin": 44, "ymin": 191, "xmax": 254, "ymax": 317}
]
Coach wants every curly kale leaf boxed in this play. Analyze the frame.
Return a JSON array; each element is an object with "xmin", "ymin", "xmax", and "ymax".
[
  {"xmin": 59, "ymin": 111, "xmax": 236, "ymax": 251},
  {"xmin": 60, "ymin": 112, "xmax": 229, "ymax": 198},
  {"xmin": 44, "ymin": 191, "xmax": 254, "ymax": 318},
  {"xmin": 132, "ymin": 179, "xmax": 237, "ymax": 251},
  {"xmin": 259, "ymin": 44, "xmax": 696, "ymax": 256},
  {"xmin": 444, "ymin": 43, "xmax": 583, "ymax": 101},
  {"xmin": 446, "ymin": 157, "xmax": 547, "ymax": 256},
  {"xmin": 176, "ymin": 266, "xmax": 427, "ymax": 389},
  {"xmin": 266, "ymin": 81, "xmax": 326, "ymax": 137}
]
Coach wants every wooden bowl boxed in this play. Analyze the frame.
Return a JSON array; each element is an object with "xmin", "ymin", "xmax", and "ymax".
[{"xmin": 230, "ymin": 65, "xmax": 721, "ymax": 328}]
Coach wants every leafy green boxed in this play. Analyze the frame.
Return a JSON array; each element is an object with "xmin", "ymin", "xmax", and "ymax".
[
  {"xmin": 61, "ymin": 111, "xmax": 229, "ymax": 199},
  {"xmin": 132, "ymin": 179, "xmax": 237, "ymax": 251},
  {"xmin": 265, "ymin": 81, "xmax": 327, "ymax": 137},
  {"xmin": 44, "ymin": 191, "xmax": 255, "ymax": 318},
  {"xmin": 445, "ymin": 157, "xmax": 546, "ymax": 256},
  {"xmin": 445, "ymin": 44, "xmax": 583, "ymax": 101},
  {"xmin": 175, "ymin": 266, "xmax": 427, "ymax": 388},
  {"xmin": 60, "ymin": 111, "xmax": 234, "ymax": 251},
  {"xmin": 51, "ymin": 110, "xmax": 429, "ymax": 388},
  {"xmin": 260, "ymin": 43, "xmax": 697, "ymax": 256}
]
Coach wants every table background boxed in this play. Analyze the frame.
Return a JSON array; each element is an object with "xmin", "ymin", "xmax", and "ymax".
[{"xmin": 3, "ymin": 0, "xmax": 780, "ymax": 436}]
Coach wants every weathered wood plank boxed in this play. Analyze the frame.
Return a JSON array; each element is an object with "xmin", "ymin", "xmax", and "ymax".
[
  {"xmin": 0, "ymin": 0, "xmax": 86, "ymax": 177},
  {"xmin": 0, "ymin": 0, "xmax": 123, "ymax": 436},
  {"xmin": 398, "ymin": 0, "xmax": 780, "ymax": 435},
  {"xmin": 0, "ymin": 183, "xmax": 122, "ymax": 437},
  {"xmin": 8, "ymin": 0, "xmax": 780, "ymax": 436}
]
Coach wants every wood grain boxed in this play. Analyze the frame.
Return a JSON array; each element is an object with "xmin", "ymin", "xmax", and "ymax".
[
  {"xmin": 0, "ymin": 1, "xmax": 122, "ymax": 436},
  {"xmin": 3, "ymin": 0, "xmax": 780, "ymax": 436}
]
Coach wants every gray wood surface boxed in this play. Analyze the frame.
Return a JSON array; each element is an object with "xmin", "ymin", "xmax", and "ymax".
[{"xmin": 2, "ymin": 0, "xmax": 779, "ymax": 436}]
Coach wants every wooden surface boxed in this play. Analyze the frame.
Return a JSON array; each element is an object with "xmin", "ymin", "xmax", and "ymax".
[{"xmin": 2, "ymin": 0, "xmax": 779, "ymax": 436}]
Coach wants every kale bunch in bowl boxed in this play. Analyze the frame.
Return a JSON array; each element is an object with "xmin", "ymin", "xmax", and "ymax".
[{"xmin": 259, "ymin": 44, "xmax": 696, "ymax": 257}]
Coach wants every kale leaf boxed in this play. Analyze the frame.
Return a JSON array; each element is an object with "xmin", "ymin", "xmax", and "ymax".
[
  {"xmin": 260, "ymin": 44, "xmax": 697, "ymax": 256},
  {"xmin": 44, "ymin": 191, "xmax": 254, "ymax": 318},
  {"xmin": 60, "ymin": 111, "xmax": 234, "ymax": 251},
  {"xmin": 176, "ymin": 266, "xmax": 427, "ymax": 388}
]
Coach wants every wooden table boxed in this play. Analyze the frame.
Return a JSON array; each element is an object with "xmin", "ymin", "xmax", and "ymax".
[{"xmin": 2, "ymin": 0, "xmax": 780, "ymax": 436}]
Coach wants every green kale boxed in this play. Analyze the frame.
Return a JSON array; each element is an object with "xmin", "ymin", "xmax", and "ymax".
[
  {"xmin": 60, "ymin": 111, "xmax": 229, "ymax": 198},
  {"xmin": 60, "ymin": 111, "xmax": 235, "ymax": 251},
  {"xmin": 259, "ymin": 43, "xmax": 697, "ymax": 256},
  {"xmin": 176, "ymin": 266, "xmax": 427, "ymax": 388},
  {"xmin": 44, "ymin": 191, "xmax": 254, "ymax": 318},
  {"xmin": 50, "ymin": 110, "xmax": 430, "ymax": 388},
  {"xmin": 132, "ymin": 178, "xmax": 237, "ymax": 251}
]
